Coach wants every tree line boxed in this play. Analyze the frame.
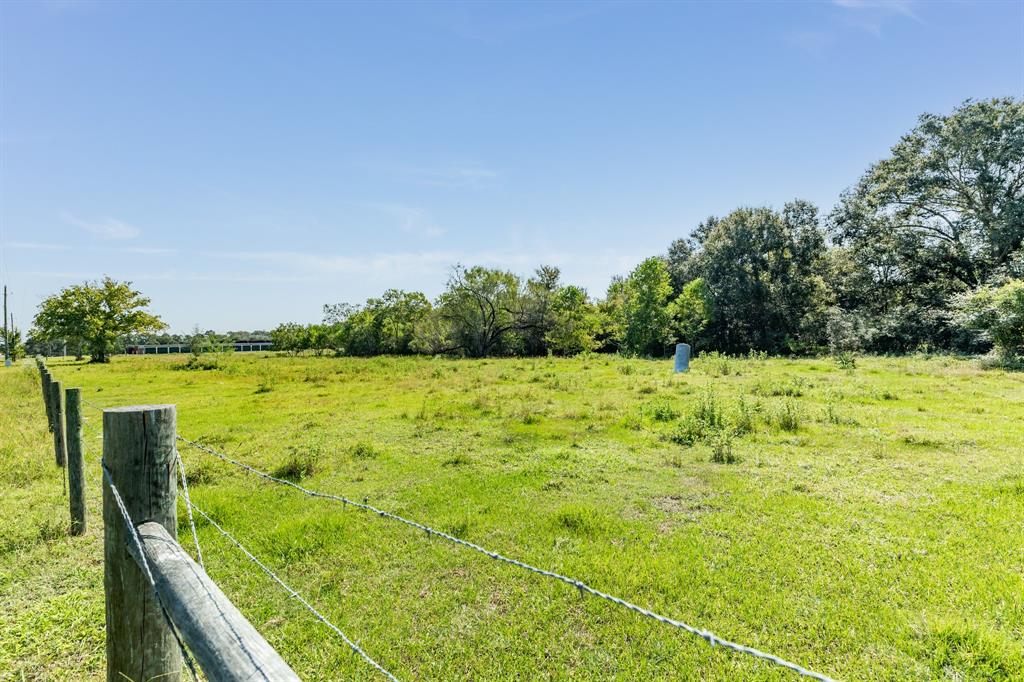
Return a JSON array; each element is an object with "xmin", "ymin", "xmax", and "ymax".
[
  {"xmin": 24, "ymin": 98, "xmax": 1024, "ymax": 364},
  {"xmin": 272, "ymin": 98, "xmax": 1023, "ymax": 362}
]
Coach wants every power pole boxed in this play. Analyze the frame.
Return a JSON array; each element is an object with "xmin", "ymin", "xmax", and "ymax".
[{"xmin": 3, "ymin": 285, "xmax": 10, "ymax": 367}]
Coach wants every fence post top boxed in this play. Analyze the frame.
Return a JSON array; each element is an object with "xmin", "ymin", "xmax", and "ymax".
[{"xmin": 102, "ymin": 404, "xmax": 175, "ymax": 413}]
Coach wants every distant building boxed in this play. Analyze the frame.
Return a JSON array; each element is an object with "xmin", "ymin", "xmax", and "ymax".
[{"xmin": 124, "ymin": 340, "xmax": 273, "ymax": 355}]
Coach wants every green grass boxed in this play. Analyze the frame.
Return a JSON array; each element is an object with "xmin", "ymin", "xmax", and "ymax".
[{"xmin": 2, "ymin": 352, "xmax": 1023, "ymax": 680}]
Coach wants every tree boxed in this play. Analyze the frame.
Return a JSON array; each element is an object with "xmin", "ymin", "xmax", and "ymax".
[
  {"xmin": 1, "ymin": 324, "xmax": 23, "ymax": 362},
  {"xmin": 434, "ymin": 265, "xmax": 524, "ymax": 357},
  {"xmin": 677, "ymin": 202, "xmax": 828, "ymax": 354},
  {"xmin": 324, "ymin": 291, "xmax": 431, "ymax": 356},
  {"xmin": 518, "ymin": 266, "xmax": 561, "ymax": 355},
  {"xmin": 668, "ymin": 277, "xmax": 711, "ymax": 344},
  {"xmin": 594, "ymin": 276, "xmax": 628, "ymax": 353},
  {"xmin": 621, "ymin": 257, "xmax": 673, "ymax": 356},
  {"xmin": 954, "ymin": 279, "xmax": 1024, "ymax": 359},
  {"xmin": 270, "ymin": 323, "xmax": 305, "ymax": 354},
  {"xmin": 32, "ymin": 277, "xmax": 166, "ymax": 362},
  {"xmin": 830, "ymin": 98, "xmax": 1024, "ymax": 350},
  {"xmin": 546, "ymin": 285, "xmax": 598, "ymax": 356}
]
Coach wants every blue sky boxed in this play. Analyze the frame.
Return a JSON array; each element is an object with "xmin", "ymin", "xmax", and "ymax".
[{"xmin": 1, "ymin": 0, "xmax": 1022, "ymax": 333}]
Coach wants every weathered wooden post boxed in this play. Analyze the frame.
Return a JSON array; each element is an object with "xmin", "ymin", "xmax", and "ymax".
[
  {"xmin": 41, "ymin": 368, "xmax": 54, "ymax": 432},
  {"xmin": 103, "ymin": 405, "xmax": 182, "ymax": 682},
  {"xmin": 48, "ymin": 378, "xmax": 67, "ymax": 467},
  {"xmin": 65, "ymin": 387, "xmax": 86, "ymax": 535}
]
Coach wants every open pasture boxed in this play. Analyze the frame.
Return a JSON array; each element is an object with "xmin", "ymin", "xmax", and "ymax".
[{"xmin": 1, "ymin": 353, "xmax": 1022, "ymax": 680}]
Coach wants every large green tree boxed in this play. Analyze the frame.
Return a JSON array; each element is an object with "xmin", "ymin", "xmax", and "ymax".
[
  {"xmin": 670, "ymin": 202, "xmax": 828, "ymax": 354},
  {"xmin": 545, "ymin": 285, "xmax": 598, "ymax": 356},
  {"xmin": 32, "ymin": 277, "xmax": 166, "ymax": 362},
  {"xmin": 621, "ymin": 257, "xmax": 673, "ymax": 356},
  {"xmin": 830, "ymin": 97, "xmax": 1024, "ymax": 350}
]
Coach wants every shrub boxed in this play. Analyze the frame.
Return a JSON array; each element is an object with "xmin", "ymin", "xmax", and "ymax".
[
  {"xmin": 351, "ymin": 441, "xmax": 382, "ymax": 459},
  {"xmin": 701, "ymin": 351, "xmax": 733, "ymax": 376},
  {"xmin": 272, "ymin": 452, "xmax": 316, "ymax": 481},
  {"xmin": 708, "ymin": 430, "xmax": 737, "ymax": 464},
  {"xmin": 954, "ymin": 279, "xmax": 1024, "ymax": 360},
  {"xmin": 732, "ymin": 396, "xmax": 756, "ymax": 435},
  {"xmin": 771, "ymin": 400, "xmax": 803, "ymax": 432},
  {"xmin": 649, "ymin": 399, "xmax": 680, "ymax": 422},
  {"xmin": 669, "ymin": 391, "xmax": 725, "ymax": 444},
  {"xmin": 833, "ymin": 352, "xmax": 856, "ymax": 370}
]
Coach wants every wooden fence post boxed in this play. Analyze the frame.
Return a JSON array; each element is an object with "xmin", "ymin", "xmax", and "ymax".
[
  {"xmin": 65, "ymin": 387, "xmax": 86, "ymax": 535},
  {"xmin": 41, "ymin": 369, "xmax": 54, "ymax": 432},
  {"xmin": 49, "ymin": 378, "xmax": 66, "ymax": 467},
  {"xmin": 103, "ymin": 404, "xmax": 182, "ymax": 682}
]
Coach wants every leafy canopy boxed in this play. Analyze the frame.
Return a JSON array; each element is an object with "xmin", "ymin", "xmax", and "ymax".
[{"xmin": 32, "ymin": 277, "xmax": 166, "ymax": 362}]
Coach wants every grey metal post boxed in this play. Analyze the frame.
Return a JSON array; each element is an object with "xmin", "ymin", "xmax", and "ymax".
[
  {"xmin": 103, "ymin": 404, "xmax": 182, "ymax": 682},
  {"xmin": 66, "ymin": 387, "xmax": 86, "ymax": 535},
  {"xmin": 49, "ymin": 378, "xmax": 66, "ymax": 467}
]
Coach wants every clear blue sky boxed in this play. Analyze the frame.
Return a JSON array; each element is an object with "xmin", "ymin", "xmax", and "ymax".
[{"xmin": 1, "ymin": 0, "xmax": 1022, "ymax": 333}]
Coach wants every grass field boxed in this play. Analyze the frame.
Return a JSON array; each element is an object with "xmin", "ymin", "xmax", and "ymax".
[{"xmin": 1, "ymin": 352, "xmax": 1023, "ymax": 681}]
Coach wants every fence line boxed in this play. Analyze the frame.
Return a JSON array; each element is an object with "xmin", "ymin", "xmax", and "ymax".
[{"xmin": 178, "ymin": 435, "xmax": 837, "ymax": 682}]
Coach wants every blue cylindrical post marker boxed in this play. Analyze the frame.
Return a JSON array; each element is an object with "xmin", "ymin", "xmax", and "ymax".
[{"xmin": 674, "ymin": 343, "xmax": 690, "ymax": 373}]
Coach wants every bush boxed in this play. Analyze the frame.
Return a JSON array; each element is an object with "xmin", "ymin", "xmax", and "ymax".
[
  {"xmin": 732, "ymin": 396, "xmax": 756, "ymax": 435},
  {"xmin": 954, "ymin": 279, "xmax": 1024, "ymax": 360},
  {"xmin": 833, "ymin": 352, "xmax": 856, "ymax": 370},
  {"xmin": 669, "ymin": 391, "xmax": 725, "ymax": 445},
  {"xmin": 351, "ymin": 441, "xmax": 382, "ymax": 459},
  {"xmin": 649, "ymin": 399, "xmax": 680, "ymax": 422},
  {"xmin": 771, "ymin": 400, "xmax": 803, "ymax": 432},
  {"xmin": 708, "ymin": 430, "xmax": 737, "ymax": 464},
  {"xmin": 272, "ymin": 452, "xmax": 316, "ymax": 481},
  {"xmin": 701, "ymin": 351, "xmax": 733, "ymax": 376}
]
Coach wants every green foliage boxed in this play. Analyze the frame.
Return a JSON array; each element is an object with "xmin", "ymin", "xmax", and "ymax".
[
  {"xmin": 708, "ymin": 430, "xmax": 737, "ymax": 464},
  {"xmin": 31, "ymin": 277, "xmax": 165, "ymax": 362},
  {"xmin": 830, "ymin": 98, "xmax": 1024, "ymax": 352},
  {"xmin": 545, "ymin": 285, "xmax": 598, "ymax": 356},
  {"xmin": 433, "ymin": 265, "xmax": 527, "ymax": 357},
  {"xmin": 668, "ymin": 277, "xmax": 711, "ymax": 344},
  {"xmin": 954, "ymin": 279, "xmax": 1024, "ymax": 359},
  {"xmin": 833, "ymin": 352, "xmax": 857, "ymax": 371},
  {"xmin": 670, "ymin": 390, "xmax": 725, "ymax": 445},
  {"xmin": 681, "ymin": 202, "xmax": 828, "ymax": 354},
  {"xmin": 621, "ymin": 257, "xmax": 673, "ymax": 356},
  {"xmin": 770, "ymin": 400, "xmax": 803, "ymax": 432},
  {"xmin": 270, "ymin": 322, "xmax": 306, "ymax": 355},
  {"xmin": 1, "ymin": 324, "xmax": 23, "ymax": 362}
]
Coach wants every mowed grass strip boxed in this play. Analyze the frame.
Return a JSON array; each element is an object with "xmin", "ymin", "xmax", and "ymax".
[{"xmin": 2, "ymin": 353, "xmax": 1022, "ymax": 680}]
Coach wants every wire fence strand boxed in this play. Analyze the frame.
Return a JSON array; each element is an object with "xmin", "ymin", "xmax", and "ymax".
[
  {"xmin": 178, "ymin": 435, "xmax": 836, "ymax": 682},
  {"xmin": 188, "ymin": 501, "xmax": 399, "ymax": 682},
  {"xmin": 101, "ymin": 462, "xmax": 200, "ymax": 682},
  {"xmin": 175, "ymin": 449, "xmax": 205, "ymax": 568}
]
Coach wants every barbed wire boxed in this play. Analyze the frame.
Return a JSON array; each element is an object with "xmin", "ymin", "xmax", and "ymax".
[
  {"xmin": 81, "ymin": 398, "xmax": 105, "ymax": 412},
  {"xmin": 188, "ymin": 501, "xmax": 399, "ymax": 681},
  {"xmin": 101, "ymin": 462, "xmax": 200, "ymax": 682},
  {"xmin": 178, "ymin": 435, "xmax": 837, "ymax": 681},
  {"xmin": 175, "ymin": 449, "xmax": 205, "ymax": 568}
]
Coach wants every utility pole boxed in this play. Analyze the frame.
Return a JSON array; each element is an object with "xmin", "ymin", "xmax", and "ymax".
[{"xmin": 3, "ymin": 285, "xmax": 10, "ymax": 367}]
